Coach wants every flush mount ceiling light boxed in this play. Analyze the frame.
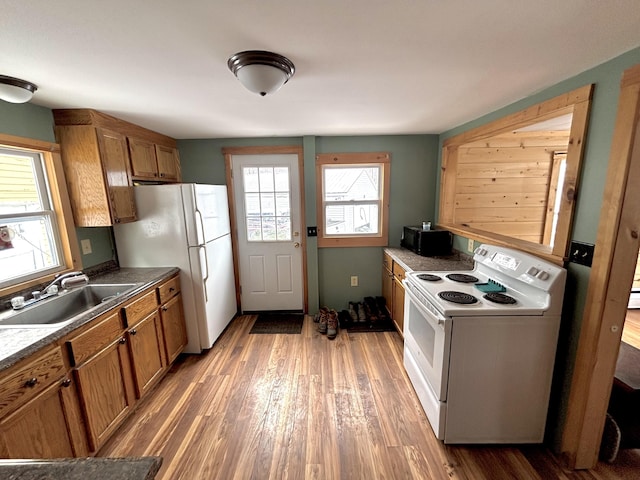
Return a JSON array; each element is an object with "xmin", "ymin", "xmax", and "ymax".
[
  {"xmin": 0, "ymin": 75, "xmax": 37, "ymax": 103},
  {"xmin": 227, "ymin": 50, "xmax": 295, "ymax": 96}
]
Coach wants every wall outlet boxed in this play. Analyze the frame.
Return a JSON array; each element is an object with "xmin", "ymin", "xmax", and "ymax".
[
  {"xmin": 307, "ymin": 226, "xmax": 318, "ymax": 237},
  {"xmin": 468, "ymin": 238, "xmax": 474, "ymax": 252},
  {"xmin": 350, "ymin": 275, "xmax": 358, "ymax": 287},
  {"xmin": 81, "ymin": 238, "xmax": 92, "ymax": 255}
]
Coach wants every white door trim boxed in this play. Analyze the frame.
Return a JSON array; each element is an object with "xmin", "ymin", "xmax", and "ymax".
[{"xmin": 223, "ymin": 145, "xmax": 307, "ymax": 313}]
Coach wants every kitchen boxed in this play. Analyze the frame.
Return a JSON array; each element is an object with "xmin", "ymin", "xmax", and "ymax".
[{"xmin": 2, "ymin": 1, "xmax": 640, "ymax": 477}]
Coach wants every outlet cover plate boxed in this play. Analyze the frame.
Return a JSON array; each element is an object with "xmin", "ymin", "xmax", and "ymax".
[
  {"xmin": 81, "ymin": 239, "xmax": 92, "ymax": 255},
  {"xmin": 569, "ymin": 241, "xmax": 595, "ymax": 267}
]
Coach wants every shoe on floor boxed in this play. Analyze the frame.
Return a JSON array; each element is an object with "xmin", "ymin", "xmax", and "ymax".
[
  {"xmin": 317, "ymin": 307, "xmax": 329, "ymax": 334},
  {"xmin": 357, "ymin": 303, "xmax": 367, "ymax": 322},
  {"xmin": 348, "ymin": 302, "xmax": 359, "ymax": 322},
  {"xmin": 327, "ymin": 309, "xmax": 339, "ymax": 339}
]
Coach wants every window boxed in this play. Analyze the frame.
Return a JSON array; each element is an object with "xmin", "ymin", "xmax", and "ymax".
[
  {"xmin": 316, "ymin": 152, "xmax": 390, "ymax": 247},
  {"xmin": 0, "ymin": 134, "xmax": 80, "ymax": 295}
]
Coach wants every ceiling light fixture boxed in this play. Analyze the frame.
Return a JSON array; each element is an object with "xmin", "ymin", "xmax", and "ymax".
[
  {"xmin": 0, "ymin": 75, "xmax": 37, "ymax": 103},
  {"xmin": 227, "ymin": 50, "xmax": 295, "ymax": 96}
]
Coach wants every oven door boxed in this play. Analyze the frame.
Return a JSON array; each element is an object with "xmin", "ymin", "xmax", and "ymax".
[{"xmin": 403, "ymin": 282, "xmax": 451, "ymax": 400}]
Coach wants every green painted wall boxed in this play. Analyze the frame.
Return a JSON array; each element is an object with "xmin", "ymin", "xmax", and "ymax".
[
  {"xmin": 438, "ymin": 46, "xmax": 640, "ymax": 450},
  {"xmin": 178, "ymin": 134, "xmax": 439, "ymax": 312},
  {"xmin": 0, "ymin": 101, "xmax": 114, "ymax": 269},
  {"xmin": 314, "ymin": 135, "xmax": 439, "ymax": 310}
]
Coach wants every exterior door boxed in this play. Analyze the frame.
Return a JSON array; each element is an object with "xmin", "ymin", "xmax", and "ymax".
[{"xmin": 231, "ymin": 153, "xmax": 303, "ymax": 312}]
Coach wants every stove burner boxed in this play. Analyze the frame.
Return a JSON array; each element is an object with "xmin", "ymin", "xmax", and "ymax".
[
  {"xmin": 417, "ymin": 273, "xmax": 441, "ymax": 282},
  {"xmin": 446, "ymin": 273, "xmax": 479, "ymax": 283},
  {"xmin": 483, "ymin": 292, "xmax": 517, "ymax": 305},
  {"xmin": 438, "ymin": 291, "xmax": 478, "ymax": 305}
]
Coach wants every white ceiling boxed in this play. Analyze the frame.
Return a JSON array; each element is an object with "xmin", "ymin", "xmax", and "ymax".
[{"xmin": 4, "ymin": 0, "xmax": 640, "ymax": 139}]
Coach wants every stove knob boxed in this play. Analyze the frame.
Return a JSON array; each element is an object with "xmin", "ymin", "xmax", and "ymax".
[
  {"xmin": 527, "ymin": 266, "xmax": 540, "ymax": 277},
  {"xmin": 537, "ymin": 271, "xmax": 550, "ymax": 281}
]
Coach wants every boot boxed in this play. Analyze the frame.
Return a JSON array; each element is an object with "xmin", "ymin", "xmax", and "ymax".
[
  {"xmin": 357, "ymin": 302, "xmax": 367, "ymax": 322},
  {"xmin": 327, "ymin": 309, "xmax": 339, "ymax": 339},
  {"xmin": 317, "ymin": 307, "xmax": 329, "ymax": 334}
]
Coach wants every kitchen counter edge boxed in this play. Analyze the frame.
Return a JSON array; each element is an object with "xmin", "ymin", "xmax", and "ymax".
[
  {"xmin": 0, "ymin": 456, "xmax": 162, "ymax": 480},
  {"xmin": 384, "ymin": 247, "xmax": 474, "ymax": 273}
]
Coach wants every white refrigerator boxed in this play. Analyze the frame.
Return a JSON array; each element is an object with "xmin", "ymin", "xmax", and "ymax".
[{"xmin": 113, "ymin": 184, "xmax": 237, "ymax": 353}]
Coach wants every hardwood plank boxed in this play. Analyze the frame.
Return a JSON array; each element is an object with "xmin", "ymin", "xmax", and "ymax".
[{"xmin": 98, "ymin": 315, "xmax": 640, "ymax": 479}]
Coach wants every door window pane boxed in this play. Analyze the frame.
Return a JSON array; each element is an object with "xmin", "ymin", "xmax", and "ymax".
[{"xmin": 243, "ymin": 166, "xmax": 292, "ymax": 242}]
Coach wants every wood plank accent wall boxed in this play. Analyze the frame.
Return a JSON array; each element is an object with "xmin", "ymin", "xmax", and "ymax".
[{"xmin": 453, "ymin": 131, "xmax": 569, "ymax": 243}]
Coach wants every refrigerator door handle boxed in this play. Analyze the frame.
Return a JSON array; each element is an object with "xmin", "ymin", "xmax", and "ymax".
[
  {"xmin": 195, "ymin": 206, "xmax": 206, "ymax": 245},
  {"xmin": 200, "ymin": 245, "xmax": 210, "ymax": 302}
]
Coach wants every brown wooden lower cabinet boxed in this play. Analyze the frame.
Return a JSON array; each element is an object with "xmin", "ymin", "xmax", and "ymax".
[
  {"xmin": 0, "ymin": 375, "xmax": 88, "ymax": 458},
  {"xmin": 383, "ymin": 252, "xmax": 406, "ymax": 336},
  {"xmin": 74, "ymin": 336, "xmax": 134, "ymax": 452},
  {"xmin": 127, "ymin": 311, "xmax": 165, "ymax": 399},
  {"xmin": 0, "ymin": 273, "xmax": 187, "ymax": 459}
]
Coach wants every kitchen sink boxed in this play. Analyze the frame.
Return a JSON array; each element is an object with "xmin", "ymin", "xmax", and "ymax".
[{"xmin": 0, "ymin": 283, "xmax": 139, "ymax": 328}]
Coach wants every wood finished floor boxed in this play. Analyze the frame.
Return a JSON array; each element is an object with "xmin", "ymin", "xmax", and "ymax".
[{"xmin": 98, "ymin": 315, "xmax": 640, "ymax": 479}]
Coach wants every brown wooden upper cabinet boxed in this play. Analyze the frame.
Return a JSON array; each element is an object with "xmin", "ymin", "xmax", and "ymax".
[
  {"xmin": 128, "ymin": 137, "xmax": 181, "ymax": 182},
  {"xmin": 53, "ymin": 109, "xmax": 181, "ymax": 227}
]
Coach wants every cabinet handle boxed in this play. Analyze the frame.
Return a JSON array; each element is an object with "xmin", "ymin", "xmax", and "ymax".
[
  {"xmin": 169, "ymin": 287, "xmax": 175, "ymax": 292},
  {"xmin": 61, "ymin": 378, "xmax": 72, "ymax": 388},
  {"xmin": 162, "ymin": 306, "xmax": 168, "ymax": 312},
  {"xmin": 130, "ymin": 329, "xmax": 137, "ymax": 335},
  {"xmin": 114, "ymin": 218, "xmax": 121, "ymax": 224},
  {"xmin": 119, "ymin": 337, "xmax": 127, "ymax": 344},
  {"xmin": 159, "ymin": 173, "xmax": 165, "ymax": 178},
  {"xmin": 24, "ymin": 377, "xmax": 38, "ymax": 388}
]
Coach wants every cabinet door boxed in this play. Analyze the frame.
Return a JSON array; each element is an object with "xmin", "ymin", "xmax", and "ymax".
[
  {"xmin": 128, "ymin": 312, "xmax": 165, "ymax": 398},
  {"xmin": 155, "ymin": 144, "xmax": 181, "ymax": 182},
  {"xmin": 392, "ymin": 277, "xmax": 405, "ymax": 335},
  {"xmin": 74, "ymin": 336, "xmax": 134, "ymax": 451},
  {"xmin": 0, "ymin": 376, "xmax": 85, "ymax": 458},
  {"xmin": 96, "ymin": 128, "xmax": 136, "ymax": 224},
  {"xmin": 160, "ymin": 293, "xmax": 187, "ymax": 364},
  {"xmin": 392, "ymin": 262, "xmax": 406, "ymax": 336},
  {"xmin": 128, "ymin": 137, "xmax": 159, "ymax": 180}
]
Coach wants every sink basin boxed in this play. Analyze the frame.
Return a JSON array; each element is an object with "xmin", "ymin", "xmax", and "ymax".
[{"xmin": 0, "ymin": 283, "xmax": 139, "ymax": 328}]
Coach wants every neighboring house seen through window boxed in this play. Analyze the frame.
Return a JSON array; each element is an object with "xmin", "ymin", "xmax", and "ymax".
[{"xmin": 316, "ymin": 152, "xmax": 390, "ymax": 247}]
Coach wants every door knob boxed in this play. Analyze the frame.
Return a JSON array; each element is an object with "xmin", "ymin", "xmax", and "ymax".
[{"xmin": 294, "ymin": 242, "xmax": 300, "ymax": 248}]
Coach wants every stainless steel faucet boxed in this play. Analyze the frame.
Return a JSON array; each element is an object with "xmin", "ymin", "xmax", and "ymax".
[
  {"xmin": 11, "ymin": 271, "xmax": 89, "ymax": 310},
  {"xmin": 42, "ymin": 271, "xmax": 89, "ymax": 293}
]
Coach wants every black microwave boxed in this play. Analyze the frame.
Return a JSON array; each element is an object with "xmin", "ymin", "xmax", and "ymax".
[{"xmin": 401, "ymin": 226, "xmax": 452, "ymax": 257}]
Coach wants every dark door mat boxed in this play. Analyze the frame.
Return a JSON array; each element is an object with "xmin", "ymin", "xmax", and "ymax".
[{"xmin": 249, "ymin": 313, "xmax": 304, "ymax": 334}]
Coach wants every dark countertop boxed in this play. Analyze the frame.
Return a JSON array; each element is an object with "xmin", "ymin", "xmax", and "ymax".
[
  {"xmin": 384, "ymin": 247, "xmax": 474, "ymax": 272},
  {"xmin": 0, "ymin": 457, "xmax": 162, "ymax": 480},
  {"xmin": 0, "ymin": 267, "xmax": 179, "ymax": 372}
]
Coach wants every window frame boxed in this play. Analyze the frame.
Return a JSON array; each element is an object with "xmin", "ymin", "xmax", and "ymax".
[
  {"xmin": 0, "ymin": 133, "xmax": 81, "ymax": 297},
  {"xmin": 315, "ymin": 152, "xmax": 390, "ymax": 248}
]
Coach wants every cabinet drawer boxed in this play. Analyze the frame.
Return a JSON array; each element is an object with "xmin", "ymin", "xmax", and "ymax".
[
  {"xmin": 393, "ymin": 262, "xmax": 406, "ymax": 281},
  {"xmin": 67, "ymin": 311, "xmax": 123, "ymax": 366},
  {"xmin": 0, "ymin": 347, "xmax": 65, "ymax": 417},
  {"xmin": 157, "ymin": 276, "xmax": 181, "ymax": 304},
  {"xmin": 123, "ymin": 290, "xmax": 158, "ymax": 326}
]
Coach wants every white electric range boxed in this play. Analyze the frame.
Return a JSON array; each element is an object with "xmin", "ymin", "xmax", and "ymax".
[{"xmin": 402, "ymin": 244, "xmax": 566, "ymax": 444}]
